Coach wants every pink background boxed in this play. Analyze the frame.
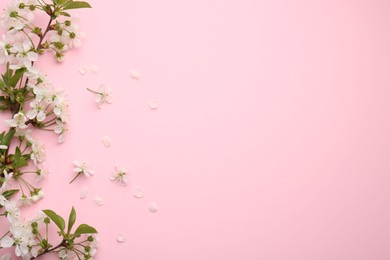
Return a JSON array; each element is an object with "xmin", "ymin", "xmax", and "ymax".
[{"xmin": 2, "ymin": 0, "xmax": 390, "ymax": 259}]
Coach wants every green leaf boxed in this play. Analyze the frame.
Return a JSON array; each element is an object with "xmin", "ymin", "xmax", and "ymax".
[
  {"xmin": 67, "ymin": 207, "xmax": 76, "ymax": 234},
  {"xmin": 0, "ymin": 96, "xmax": 11, "ymax": 111},
  {"xmin": 12, "ymin": 146, "xmax": 23, "ymax": 168},
  {"xmin": 13, "ymin": 156, "xmax": 28, "ymax": 169},
  {"xmin": 9, "ymin": 68, "xmax": 26, "ymax": 87},
  {"xmin": 74, "ymin": 224, "xmax": 97, "ymax": 236},
  {"xmin": 2, "ymin": 75, "xmax": 10, "ymax": 88},
  {"xmin": 2, "ymin": 189, "xmax": 18, "ymax": 199},
  {"xmin": 0, "ymin": 190, "xmax": 19, "ymax": 208},
  {"xmin": 1, "ymin": 128, "xmax": 15, "ymax": 146},
  {"xmin": 9, "ymin": 92, "xmax": 15, "ymax": 102},
  {"xmin": 43, "ymin": 209, "xmax": 66, "ymax": 231},
  {"xmin": 60, "ymin": 11, "xmax": 71, "ymax": 17},
  {"xmin": 14, "ymin": 146, "xmax": 21, "ymax": 160},
  {"xmin": 63, "ymin": 1, "xmax": 92, "ymax": 10}
]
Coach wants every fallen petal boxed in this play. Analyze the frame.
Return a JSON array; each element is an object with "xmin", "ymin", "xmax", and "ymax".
[
  {"xmin": 89, "ymin": 65, "xmax": 100, "ymax": 74},
  {"xmin": 133, "ymin": 189, "xmax": 144, "ymax": 199},
  {"xmin": 102, "ymin": 136, "xmax": 111, "ymax": 148},
  {"xmin": 116, "ymin": 234, "xmax": 126, "ymax": 243},
  {"xmin": 148, "ymin": 101, "xmax": 159, "ymax": 110},
  {"xmin": 149, "ymin": 202, "xmax": 158, "ymax": 213},
  {"xmin": 130, "ymin": 70, "xmax": 141, "ymax": 80},
  {"xmin": 93, "ymin": 196, "xmax": 104, "ymax": 206},
  {"xmin": 79, "ymin": 66, "xmax": 87, "ymax": 75},
  {"xmin": 80, "ymin": 187, "xmax": 88, "ymax": 199}
]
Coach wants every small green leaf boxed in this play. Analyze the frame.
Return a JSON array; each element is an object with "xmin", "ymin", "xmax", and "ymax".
[
  {"xmin": 2, "ymin": 189, "xmax": 18, "ymax": 199},
  {"xmin": 74, "ymin": 224, "xmax": 97, "ymax": 236},
  {"xmin": 2, "ymin": 68, "xmax": 13, "ymax": 88},
  {"xmin": 13, "ymin": 157, "xmax": 28, "ymax": 169},
  {"xmin": 0, "ymin": 96, "xmax": 11, "ymax": 111},
  {"xmin": 60, "ymin": 11, "xmax": 71, "ymax": 17},
  {"xmin": 43, "ymin": 209, "xmax": 66, "ymax": 231},
  {"xmin": 9, "ymin": 68, "xmax": 26, "ymax": 87},
  {"xmin": 2, "ymin": 128, "xmax": 15, "ymax": 146},
  {"xmin": 15, "ymin": 146, "xmax": 21, "ymax": 160},
  {"xmin": 67, "ymin": 207, "xmax": 76, "ymax": 234},
  {"xmin": 63, "ymin": 1, "xmax": 92, "ymax": 10},
  {"xmin": 9, "ymin": 92, "xmax": 15, "ymax": 102},
  {"xmin": 0, "ymin": 190, "xmax": 19, "ymax": 208},
  {"xmin": 12, "ymin": 146, "xmax": 25, "ymax": 169},
  {"xmin": 0, "ymin": 80, "xmax": 4, "ymax": 90}
]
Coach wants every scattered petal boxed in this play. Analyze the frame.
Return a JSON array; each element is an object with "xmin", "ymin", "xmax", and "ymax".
[
  {"xmin": 80, "ymin": 187, "xmax": 88, "ymax": 199},
  {"xmin": 116, "ymin": 234, "xmax": 126, "ymax": 243},
  {"xmin": 130, "ymin": 70, "xmax": 141, "ymax": 80},
  {"xmin": 79, "ymin": 66, "xmax": 87, "ymax": 75},
  {"xmin": 89, "ymin": 65, "xmax": 100, "ymax": 74},
  {"xmin": 148, "ymin": 101, "xmax": 159, "ymax": 110},
  {"xmin": 93, "ymin": 196, "xmax": 104, "ymax": 206},
  {"xmin": 149, "ymin": 202, "xmax": 158, "ymax": 213},
  {"xmin": 133, "ymin": 189, "xmax": 144, "ymax": 199},
  {"xmin": 102, "ymin": 136, "xmax": 111, "ymax": 148}
]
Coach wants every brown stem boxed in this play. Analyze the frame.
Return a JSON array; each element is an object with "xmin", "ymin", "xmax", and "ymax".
[
  {"xmin": 36, "ymin": 16, "xmax": 53, "ymax": 53},
  {"xmin": 3, "ymin": 127, "xmax": 15, "ymax": 166},
  {"xmin": 69, "ymin": 172, "xmax": 82, "ymax": 184},
  {"xmin": 31, "ymin": 239, "xmax": 67, "ymax": 260}
]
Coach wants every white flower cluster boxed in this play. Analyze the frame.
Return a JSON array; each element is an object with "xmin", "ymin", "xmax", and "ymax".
[
  {"xmin": 0, "ymin": 1, "xmax": 76, "ymax": 143},
  {"xmin": 1, "ymin": 0, "xmax": 38, "ymax": 34},
  {"xmin": 47, "ymin": 17, "xmax": 84, "ymax": 62},
  {"xmin": 58, "ymin": 235, "xmax": 99, "ymax": 260},
  {"xmin": 0, "ymin": 196, "xmax": 39, "ymax": 259},
  {"xmin": 25, "ymin": 67, "xmax": 70, "ymax": 143},
  {"xmin": 0, "ymin": 200, "xmax": 99, "ymax": 260},
  {"xmin": 0, "ymin": 0, "xmax": 97, "ymax": 259},
  {"xmin": 0, "ymin": 0, "xmax": 83, "ymax": 64}
]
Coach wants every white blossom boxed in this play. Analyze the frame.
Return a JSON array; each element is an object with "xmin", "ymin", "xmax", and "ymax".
[
  {"xmin": 54, "ymin": 120, "xmax": 68, "ymax": 143},
  {"xmin": 110, "ymin": 166, "xmax": 128, "ymax": 186},
  {"xmin": 58, "ymin": 248, "xmax": 77, "ymax": 260},
  {"xmin": 35, "ymin": 164, "xmax": 49, "ymax": 182},
  {"xmin": 3, "ymin": 199, "xmax": 20, "ymax": 223},
  {"xmin": 30, "ymin": 189, "xmax": 44, "ymax": 203},
  {"xmin": 53, "ymin": 94, "xmax": 69, "ymax": 123},
  {"xmin": 0, "ymin": 170, "xmax": 13, "ymax": 192},
  {"xmin": 26, "ymin": 100, "xmax": 47, "ymax": 122},
  {"xmin": 0, "ymin": 36, "xmax": 9, "ymax": 64},
  {"xmin": 28, "ymin": 137, "xmax": 46, "ymax": 164},
  {"xmin": 73, "ymin": 161, "xmax": 94, "ymax": 177},
  {"xmin": 5, "ymin": 112, "xmax": 28, "ymax": 129},
  {"xmin": 1, "ymin": 1, "xmax": 28, "ymax": 32},
  {"xmin": 10, "ymin": 40, "xmax": 38, "ymax": 68},
  {"xmin": 88, "ymin": 86, "xmax": 113, "ymax": 108}
]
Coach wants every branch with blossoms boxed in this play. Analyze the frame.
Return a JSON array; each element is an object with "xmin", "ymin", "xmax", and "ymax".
[{"xmin": 0, "ymin": 0, "xmax": 98, "ymax": 259}]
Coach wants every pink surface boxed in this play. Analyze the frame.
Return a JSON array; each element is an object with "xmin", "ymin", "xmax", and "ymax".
[{"xmin": 2, "ymin": 0, "xmax": 390, "ymax": 259}]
